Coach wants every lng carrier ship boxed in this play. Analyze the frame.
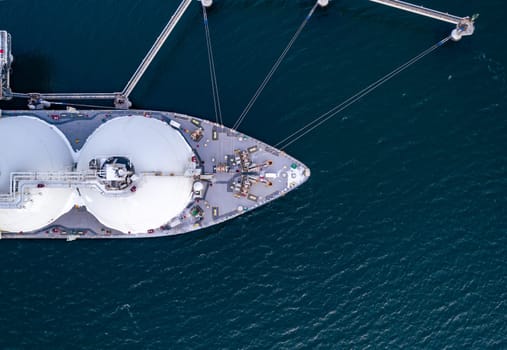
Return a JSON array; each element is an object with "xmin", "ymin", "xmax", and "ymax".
[
  {"xmin": 0, "ymin": 0, "xmax": 475, "ymax": 239},
  {"xmin": 0, "ymin": 108, "xmax": 309, "ymax": 239}
]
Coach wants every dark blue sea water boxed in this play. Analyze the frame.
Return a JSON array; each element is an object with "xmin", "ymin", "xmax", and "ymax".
[{"xmin": 1, "ymin": 0, "xmax": 506, "ymax": 348}]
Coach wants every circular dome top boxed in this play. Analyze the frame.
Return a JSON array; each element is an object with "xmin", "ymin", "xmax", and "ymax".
[
  {"xmin": 0, "ymin": 116, "xmax": 76, "ymax": 232},
  {"xmin": 77, "ymin": 116, "xmax": 194, "ymax": 233}
]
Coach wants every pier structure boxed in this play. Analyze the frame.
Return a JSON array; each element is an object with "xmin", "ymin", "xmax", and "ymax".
[
  {"xmin": 369, "ymin": 0, "xmax": 476, "ymax": 41},
  {"xmin": 1, "ymin": 0, "xmax": 193, "ymax": 109},
  {"xmin": 121, "ymin": 0, "xmax": 193, "ymax": 102},
  {"xmin": 201, "ymin": 0, "xmax": 213, "ymax": 8},
  {"xmin": 1, "ymin": 0, "xmax": 476, "ymax": 109}
]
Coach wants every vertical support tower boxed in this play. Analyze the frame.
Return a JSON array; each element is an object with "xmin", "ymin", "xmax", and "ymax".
[{"xmin": 0, "ymin": 31, "xmax": 13, "ymax": 100}]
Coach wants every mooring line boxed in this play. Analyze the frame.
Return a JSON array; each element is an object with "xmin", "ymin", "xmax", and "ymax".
[
  {"xmin": 276, "ymin": 35, "xmax": 451, "ymax": 150},
  {"xmin": 232, "ymin": 1, "xmax": 320, "ymax": 130},
  {"xmin": 202, "ymin": 4, "xmax": 224, "ymax": 126}
]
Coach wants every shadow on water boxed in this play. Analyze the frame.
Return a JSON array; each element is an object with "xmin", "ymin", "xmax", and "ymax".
[{"xmin": 9, "ymin": 53, "xmax": 52, "ymax": 93}]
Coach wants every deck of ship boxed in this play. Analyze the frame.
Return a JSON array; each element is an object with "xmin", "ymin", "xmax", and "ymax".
[{"xmin": 0, "ymin": 110, "xmax": 310, "ymax": 239}]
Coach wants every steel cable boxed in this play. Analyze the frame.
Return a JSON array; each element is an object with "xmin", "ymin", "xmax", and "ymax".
[
  {"xmin": 276, "ymin": 35, "xmax": 451, "ymax": 150},
  {"xmin": 232, "ymin": 1, "xmax": 320, "ymax": 130}
]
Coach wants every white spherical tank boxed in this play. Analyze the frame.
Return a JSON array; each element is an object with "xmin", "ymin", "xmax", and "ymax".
[
  {"xmin": 77, "ymin": 116, "xmax": 195, "ymax": 233},
  {"xmin": 0, "ymin": 116, "xmax": 76, "ymax": 232}
]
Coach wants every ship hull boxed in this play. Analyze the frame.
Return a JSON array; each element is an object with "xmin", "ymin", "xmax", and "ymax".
[{"xmin": 0, "ymin": 109, "xmax": 310, "ymax": 239}]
